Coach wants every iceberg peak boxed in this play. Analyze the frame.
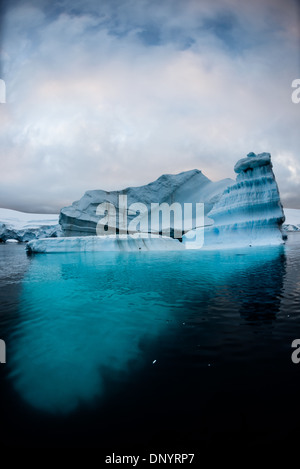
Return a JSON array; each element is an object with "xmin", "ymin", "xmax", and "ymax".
[
  {"xmin": 183, "ymin": 151, "xmax": 285, "ymax": 249},
  {"xmin": 234, "ymin": 152, "xmax": 271, "ymax": 174}
]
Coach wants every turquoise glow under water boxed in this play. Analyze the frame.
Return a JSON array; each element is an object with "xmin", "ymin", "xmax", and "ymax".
[{"xmin": 7, "ymin": 245, "xmax": 287, "ymax": 414}]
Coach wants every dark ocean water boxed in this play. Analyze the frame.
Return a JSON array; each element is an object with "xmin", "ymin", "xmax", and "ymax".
[{"xmin": 0, "ymin": 234, "xmax": 300, "ymax": 450}]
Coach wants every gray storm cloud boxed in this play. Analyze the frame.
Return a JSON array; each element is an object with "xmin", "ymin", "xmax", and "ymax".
[{"xmin": 0, "ymin": 0, "xmax": 299, "ymax": 212}]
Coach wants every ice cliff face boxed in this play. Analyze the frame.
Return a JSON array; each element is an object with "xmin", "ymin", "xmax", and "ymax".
[
  {"xmin": 59, "ymin": 170, "xmax": 233, "ymax": 237},
  {"xmin": 183, "ymin": 152, "xmax": 285, "ymax": 248},
  {"xmin": 0, "ymin": 209, "xmax": 61, "ymax": 243}
]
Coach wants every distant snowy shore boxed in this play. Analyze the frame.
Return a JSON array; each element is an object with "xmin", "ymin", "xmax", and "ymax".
[
  {"xmin": 282, "ymin": 209, "xmax": 300, "ymax": 232},
  {"xmin": 0, "ymin": 208, "xmax": 60, "ymax": 243}
]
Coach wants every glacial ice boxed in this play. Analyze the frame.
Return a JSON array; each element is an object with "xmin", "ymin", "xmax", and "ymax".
[
  {"xmin": 26, "ymin": 233, "xmax": 184, "ymax": 253},
  {"xmin": 0, "ymin": 208, "xmax": 60, "ymax": 243},
  {"xmin": 1, "ymin": 154, "xmax": 294, "ymax": 251},
  {"xmin": 183, "ymin": 152, "xmax": 285, "ymax": 249},
  {"xmin": 59, "ymin": 169, "xmax": 233, "ymax": 237}
]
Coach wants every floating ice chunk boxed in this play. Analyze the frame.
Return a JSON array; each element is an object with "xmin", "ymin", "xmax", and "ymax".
[{"xmin": 26, "ymin": 233, "xmax": 185, "ymax": 253}]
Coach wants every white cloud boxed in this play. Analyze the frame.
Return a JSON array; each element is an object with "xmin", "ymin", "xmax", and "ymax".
[{"xmin": 0, "ymin": 0, "xmax": 299, "ymax": 211}]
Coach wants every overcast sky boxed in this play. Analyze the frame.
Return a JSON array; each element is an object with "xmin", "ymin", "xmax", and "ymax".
[{"xmin": 0, "ymin": 0, "xmax": 299, "ymax": 213}]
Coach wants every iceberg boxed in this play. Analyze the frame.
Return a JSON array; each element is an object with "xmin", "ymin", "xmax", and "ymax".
[
  {"xmin": 26, "ymin": 233, "xmax": 184, "ymax": 253},
  {"xmin": 0, "ymin": 208, "xmax": 61, "ymax": 243},
  {"xmin": 2, "ymin": 153, "xmax": 291, "ymax": 251},
  {"xmin": 183, "ymin": 152, "xmax": 285, "ymax": 249},
  {"xmin": 59, "ymin": 169, "xmax": 233, "ymax": 237}
]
